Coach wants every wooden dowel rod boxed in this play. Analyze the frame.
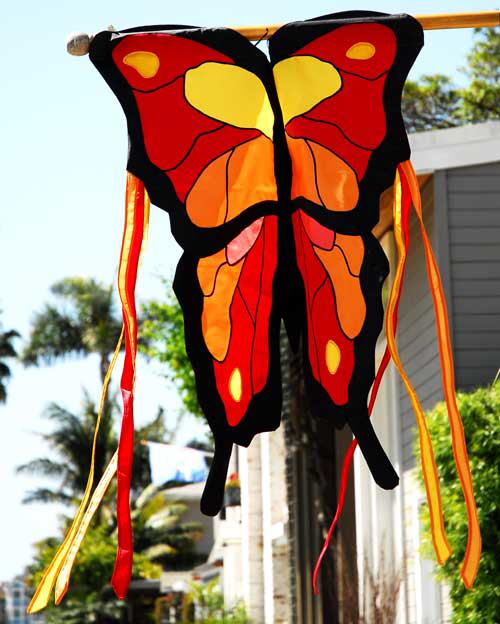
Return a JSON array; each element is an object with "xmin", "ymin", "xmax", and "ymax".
[
  {"xmin": 67, "ymin": 10, "xmax": 500, "ymax": 55},
  {"xmin": 238, "ymin": 10, "xmax": 500, "ymax": 39}
]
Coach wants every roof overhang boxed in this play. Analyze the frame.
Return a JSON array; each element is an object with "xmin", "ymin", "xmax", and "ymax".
[
  {"xmin": 374, "ymin": 121, "xmax": 500, "ymax": 239},
  {"xmin": 409, "ymin": 120, "xmax": 500, "ymax": 172}
]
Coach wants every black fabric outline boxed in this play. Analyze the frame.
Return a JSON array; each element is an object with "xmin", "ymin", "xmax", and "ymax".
[{"xmin": 200, "ymin": 260, "xmax": 227, "ymax": 298}]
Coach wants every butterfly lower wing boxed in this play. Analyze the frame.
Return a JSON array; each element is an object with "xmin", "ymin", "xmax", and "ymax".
[
  {"xmin": 174, "ymin": 215, "xmax": 281, "ymax": 513},
  {"xmin": 292, "ymin": 210, "xmax": 397, "ymax": 489}
]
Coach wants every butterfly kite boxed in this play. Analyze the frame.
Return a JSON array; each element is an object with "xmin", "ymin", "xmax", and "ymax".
[{"xmin": 28, "ymin": 10, "xmax": 481, "ymax": 613}]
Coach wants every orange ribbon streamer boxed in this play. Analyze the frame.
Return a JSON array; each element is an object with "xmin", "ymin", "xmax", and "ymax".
[{"xmin": 399, "ymin": 160, "xmax": 481, "ymax": 588}]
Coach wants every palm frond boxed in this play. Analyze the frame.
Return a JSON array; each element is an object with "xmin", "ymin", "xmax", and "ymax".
[
  {"xmin": 16, "ymin": 458, "xmax": 68, "ymax": 478},
  {"xmin": 22, "ymin": 488, "xmax": 74, "ymax": 505},
  {"xmin": 141, "ymin": 543, "xmax": 176, "ymax": 560},
  {"xmin": 21, "ymin": 305, "xmax": 87, "ymax": 366}
]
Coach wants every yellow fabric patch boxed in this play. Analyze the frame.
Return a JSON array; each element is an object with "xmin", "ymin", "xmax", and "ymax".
[
  {"xmin": 273, "ymin": 55, "xmax": 341, "ymax": 124},
  {"xmin": 325, "ymin": 340, "xmax": 341, "ymax": 375},
  {"xmin": 346, "ymin": 42, "xmax": 376, "ymax": 60},
  {"xmin": 185, "ymin": 62, "xmax": 274, "ymax": 138},
  {"xmin": 123, "ymin": 51, "xmax": 160, "ymax": 78},
  {"xmin": 229, "ymin": 368, "xmax": 243, "ymax": 402}
]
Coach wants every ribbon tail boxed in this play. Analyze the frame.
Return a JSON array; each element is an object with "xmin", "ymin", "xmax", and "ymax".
[
  {"xmin": 390, "ymin": 164, "xmax": 451, "ymax": 566},
  {"xmin": 55, "ymin": 452, "xmax": 119, "ymax": 603},
  {"xmin": 27, "ymin": 330, "xmax": 124, "ymax": 614},
  {"xmin": 400, "ymin": 160, "xmax": 481, "ymax": 588},
  {"xmin": 111, "ymin": 172, "xmax": 150, "ymax": 600}
]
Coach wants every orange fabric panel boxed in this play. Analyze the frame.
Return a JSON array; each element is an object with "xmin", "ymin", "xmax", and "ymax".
[
  {"xmin": 186, "ymin": 151, "xmax": 230, "ymax": 227},
  {"xmin": 288, "ymin": 136, "xmax": 322, "ymax": 205},
  {"xmin": 201, "ymin": 259, "xmax": 244, "ymax": 361},
  {"xmin": 226, "ymin": 135, "xmax": 277, "ymax": 221},
  {"xmin": 197, "ymin": 249, "xmax": 227, "ymax": 296},
  {"xmin": 186, "ymin": 135, "xmax": 276, "ymax": 227},
  {"xmin": 335, "ymin": 233, "xmax": 364, "ymax": 275},
  {"xmin": 313, "ymin": 243, "xmax": 366, "ymax": 339},
  {"xmin": 309, "ymin": 141, "xmax": 359, "ymax": 211}
]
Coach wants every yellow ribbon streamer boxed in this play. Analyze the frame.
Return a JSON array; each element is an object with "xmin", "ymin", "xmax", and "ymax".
[
  {"xmin": 27, "ymin": 330, "xmax": 124, "ymax": 613},
  {"xmin": 55, "ymin": 451, "xmax": 119, "ymax": 602},
  {"xmin": 400, "ymin": 160, "xmax": 481, "ymax": 588},
  {"xmin": 386, "ymin": 168, "xmax": 451, "ymax": 566}
]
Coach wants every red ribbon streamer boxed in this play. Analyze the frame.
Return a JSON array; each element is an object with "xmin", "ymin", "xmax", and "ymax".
[
  {"xmin": 111, "ymin": 173, "xmax": 147, "ymax": 599},
  {"xmin": 313, "ymin": 170, "xmax": 411, "ymax": 594}
]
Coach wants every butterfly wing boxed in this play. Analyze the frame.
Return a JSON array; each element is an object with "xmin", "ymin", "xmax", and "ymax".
[
  {"xmin": 270, "ymin": 14, "xmax": 423, "ymax": 488},
  {"xmin": 91, "ymin": 29, "xmax": 283, "ymax": 513}
]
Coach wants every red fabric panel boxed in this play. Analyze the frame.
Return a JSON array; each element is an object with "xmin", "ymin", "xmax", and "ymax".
[
  {"xmin": 112, "ymin": 33, "xmax": 233, "ymax": 91},
  {"xmin": 287, "ymin": 116, "xmax": 372, "ymax": 180},
  {"xmin": 293, "ymin": 212, "xmax": 354, "ymax": 405},
  {"xmin": 292, "ymin": 23, "xmax": 396, "ymax": 79},
  {"xmin": 213, "ymin": 216, "xmax": 277, "ymax": 426}
]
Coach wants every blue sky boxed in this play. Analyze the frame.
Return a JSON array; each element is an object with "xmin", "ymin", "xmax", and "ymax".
[{"xmin": 0, "ymin": 0, "xmax": 493, "ymax": 582}]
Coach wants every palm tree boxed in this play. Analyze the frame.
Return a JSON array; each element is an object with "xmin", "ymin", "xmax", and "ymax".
[
  {"xmin": 0, "ymin": 322, "xmax": 19, "ymax": 403},
  {"xmin": 16, "ymin": 391, "xmax": 117, "ymax": 504},
  {"xmin": 17, "ymin": 394, "xmax": 172, "ymax": 506},
  {"xmin": 131, "ymin": 483, "xmax": 204, "ymax": 570},
  {"xmin": 22, "ymin": 277, "xmax": 123, "ymax": 384}
]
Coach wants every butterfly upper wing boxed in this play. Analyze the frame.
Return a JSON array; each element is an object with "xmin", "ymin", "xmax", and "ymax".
[
  {"xmin": 90, "ymin": 28, "xmax": 279, "ymax": 254},
  {"xmin": 90, "ymin": 29, "xmax": 284, "ymax": 513},
  {"xmin": 270, "ymin": 13, "xmax": 423, "ymax": 488}
]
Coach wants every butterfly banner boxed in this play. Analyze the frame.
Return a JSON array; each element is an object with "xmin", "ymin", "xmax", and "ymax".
[{"xmin": 28, "ymin": 10, "xmax": 481, "ymax": 613}]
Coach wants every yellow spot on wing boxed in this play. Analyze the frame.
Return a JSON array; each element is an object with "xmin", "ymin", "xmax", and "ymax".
[
  {"xmin": 123, "ymin": 51, "xmax": 160, "ymax": 78},
  {"xmin": 325, "ymin": 340, "xmax": 341, "ymax": 375},
  {"xmin": 346, "ymin": 42, "xmax": 376, "ymax": 60},
  {"xmin": 229, "ymin": 368, "xmax": 243, "ymax": 402},
  {"xmin": 273, "ymin": 55, "xmax": 341, "ymax": 125},
  {"xmin": 185, "ymin": 62, "xmax": 274, "ymax": 139}
]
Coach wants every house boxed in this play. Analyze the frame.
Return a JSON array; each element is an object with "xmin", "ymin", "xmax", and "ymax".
[
  {"xmin": 212, "ymin": 121, "xmax": 500, "ymax": 624},
  {"xmin": 0, "ymin": 578, "xmax": 45, "ymax": 624}
]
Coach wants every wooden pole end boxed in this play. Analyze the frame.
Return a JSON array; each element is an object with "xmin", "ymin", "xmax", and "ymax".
[{"xmin": 66, "ymin": 32, "xmax": 91, "ymax": 56}]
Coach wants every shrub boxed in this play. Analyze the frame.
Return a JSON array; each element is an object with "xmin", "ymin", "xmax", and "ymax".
[{"xmin": 416, "ymin": 383, "xmax": 500, "ymax": 623}]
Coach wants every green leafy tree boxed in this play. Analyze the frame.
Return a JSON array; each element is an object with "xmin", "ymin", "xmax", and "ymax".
[
  {"xmin": 403, "ymin": 74, "xmax": 462, "ymax": 132},
  {"xmin": 26, "ymin": 525, "xmax": 161, "ymax": 624},
  {"xmin": 459, "ymin": 27, "xmax": 500, "ymax": 122},
  {"xmin": 403, "ymin": 27, "xmax": 500, "ymax": 132},
  {"xmin": 141, "ymin": 282, "xmax": 202, "ymax": 418},
  {"xmin": 22, "ymin": 277, "xmax": 123, "ymax": 384},
  {"xmin": 0, "ymin": 315, "xmax": 19, "ymax": 403},
  {"xmin": 416, "ymin": 383, "xmax": 500, "ymax": 624},
  {"xmin": 180, "ymin": 580, "xmax": 251, "ymax": 623}
]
